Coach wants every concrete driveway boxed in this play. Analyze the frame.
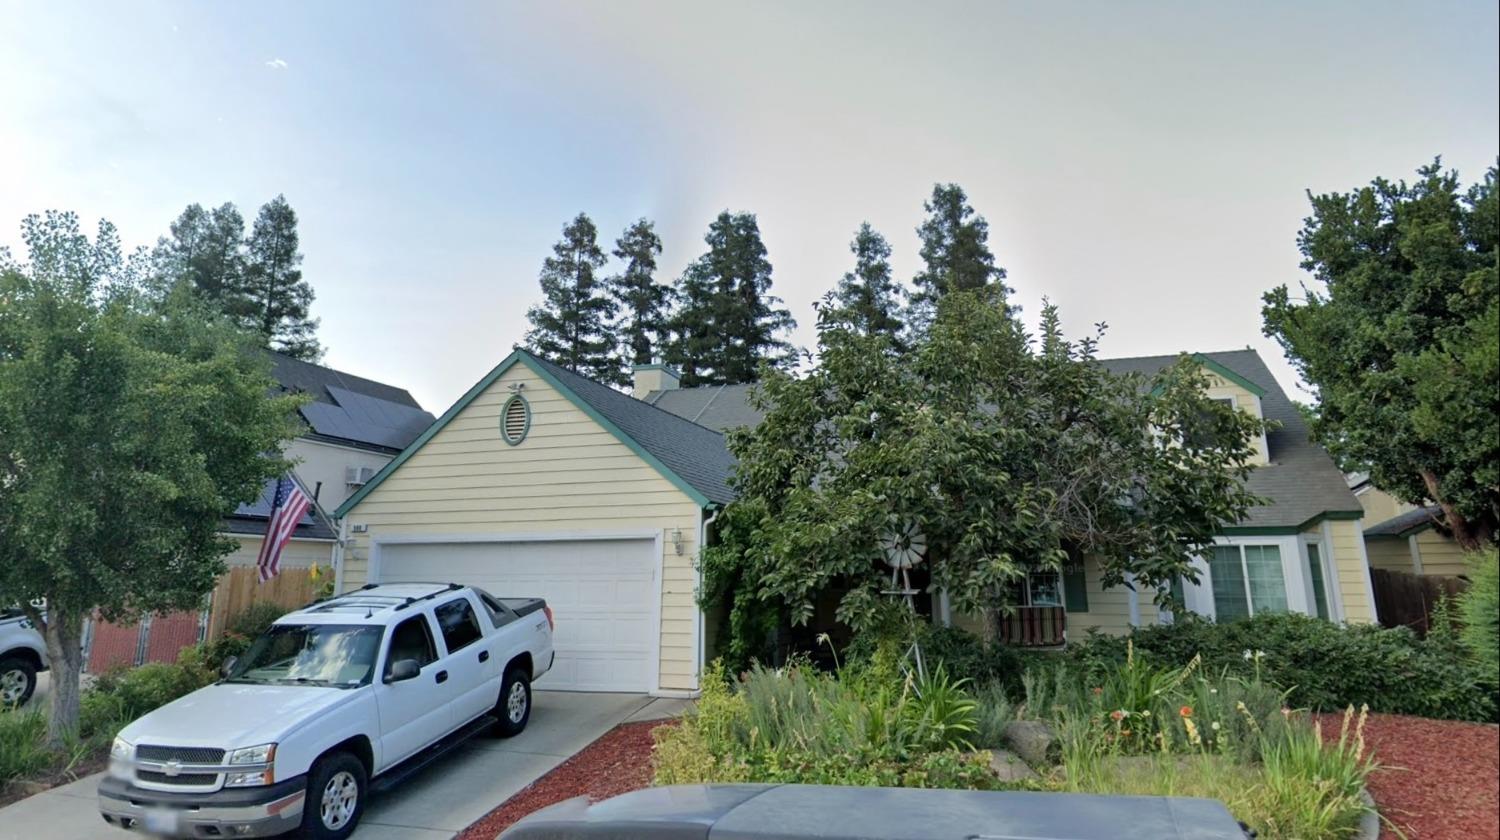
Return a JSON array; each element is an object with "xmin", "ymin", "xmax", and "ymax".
[{"xmin": 0, "ymin": 690, "xmax": 679, "ymax": 840}]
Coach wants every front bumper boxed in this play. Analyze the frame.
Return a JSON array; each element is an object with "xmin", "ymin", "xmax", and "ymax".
[{"xmin": 98, "ymin": 774, "xmax": 307, "ymax": 838}]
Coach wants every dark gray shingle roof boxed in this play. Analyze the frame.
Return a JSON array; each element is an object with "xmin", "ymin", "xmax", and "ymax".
[
  {"xmin": 526, "ymin": 354, "xmax": 738, "ymax": 505},
  {"xmin": 268, "ymin": 352, "xmax": 435, "ymax": 453},
  {"xmin": 225, "ymin": 475, "xmax": 336, "ymax": 541},
  {"xmin": 1364, "ymin": 506, "xmax": 1443, "ymax": 538},
  {"xmin": 1098, "ymin": 349, "xmax": 1362, "ymax": 528},
  {"xmin": 643, "ymin": 383, "xmax": 767, "ymax": 433}
]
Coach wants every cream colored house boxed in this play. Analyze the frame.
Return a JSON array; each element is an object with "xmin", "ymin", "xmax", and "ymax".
[
  {"xmin": 333, "ymin": 347, "xmax": 1380, "ymax": 697},
  {"xmin": 335, "ymin": 350, "xmax": 733, "ymax": 696},
  {"xmin": 1350, "ymin": 477, "xmax": 1468, "ymax": 578}
]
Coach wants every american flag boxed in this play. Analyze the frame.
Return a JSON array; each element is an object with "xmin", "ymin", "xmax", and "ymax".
[{"xmin": 258, "ymin": 477, "xmax": 312, "ymax": 583}]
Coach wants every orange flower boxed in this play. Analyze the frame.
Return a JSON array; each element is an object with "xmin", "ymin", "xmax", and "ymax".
[
  {"xmin": 1179, "ymin": 705, "xmax": 1194, "ymax": 718},
  {"xmin": 1091, "ymin": 687, "xmax": 1103, "ymax": 695},
  {"xmin": 1110, "ymin": 709, "xmax": 1126, "ymax": 721}
]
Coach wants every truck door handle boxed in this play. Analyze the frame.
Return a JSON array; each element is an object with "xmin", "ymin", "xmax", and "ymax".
[
  {"xmin": 435, "ymin": 670, "xmax": 448, "ymax": 684},
  {"xmin": 478, "ymin": 650, "xmax": 490, "ymax": 663}
]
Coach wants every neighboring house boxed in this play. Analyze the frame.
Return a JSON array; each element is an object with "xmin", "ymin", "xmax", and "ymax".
[
  {"xmin": 217, "ymin": 352, "xmax": 436, "ymax": 575},
  {"xmin": 1348, "ymin": 474, "xmax": 1468, "ymax": 578},
  {"xmin": 334, "ymin": 347, "xmax": 1380, "ymax": 695},
  {"xmin": 84, "ymin": 353, "xmax": 433, "ymax": 672}
]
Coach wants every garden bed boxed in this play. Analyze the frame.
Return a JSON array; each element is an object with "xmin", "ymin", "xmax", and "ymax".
[
  {"xmin": 457, "ymin": 720, "xmax": 667, "ymax": 840},
  {"xmin": 1338, "ymin": 713, "xmax": 1499, "ymax": 840}
]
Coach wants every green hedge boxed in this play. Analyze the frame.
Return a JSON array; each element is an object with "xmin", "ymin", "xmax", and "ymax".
[
  {"xmin": 1459, "ymin": 550, "xmax": 1499, "ymax": 687},
  {"xmin": 1065, "ymin": 612, "xmax": 1496, "ymax": 723}
]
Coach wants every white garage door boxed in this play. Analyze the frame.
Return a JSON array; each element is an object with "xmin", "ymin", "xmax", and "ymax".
[{"xmin": 375, "ymin": 539, "xmax": 656, "ymax": 692}]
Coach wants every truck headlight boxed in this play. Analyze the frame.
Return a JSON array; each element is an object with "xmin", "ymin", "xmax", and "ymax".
[
  {"xmin": 110, "ymin": 737, "xmax": 134, "ymax": 761},
  {"xmin": 224, "ymin": 743, "xmax": 276, "ymax": 787}
]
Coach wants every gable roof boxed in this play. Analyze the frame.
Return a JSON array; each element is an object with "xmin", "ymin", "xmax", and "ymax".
[
  {"xmin": 1100, "ymin": 349, "xmax": 1362, "ymax": 531},
  {"xmin": 269, "ymin": 352, "xmax": 435, "ymax": 454},
  {"xmin": 336, "ymin": 349, "xmax": 735, "ymax": 517},
  {"xmin": 1364, "ymin": 505, "xmax": 1444, "ymax": 538}
]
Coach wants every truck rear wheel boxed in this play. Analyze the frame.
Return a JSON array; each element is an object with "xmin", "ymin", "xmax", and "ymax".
[
  {"xmin": 300, "ymin": 751, "xmax": 366, "ymax": 840},
  {"xmin": 495, "ymin": 667, "xmax": 531, "ymax": 737},
  {"xmin": 0, "ymin": 657, "xmax": 37, "ymax": 707}
]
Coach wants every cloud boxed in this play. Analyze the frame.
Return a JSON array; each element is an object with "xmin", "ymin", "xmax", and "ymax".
[{"xmin": 265, "ymin": 58, "xmax": 288, "ymax": 70}]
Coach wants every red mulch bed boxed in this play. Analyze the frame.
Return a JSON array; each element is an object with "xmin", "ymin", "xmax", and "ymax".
[
  {"xmin": 456, "ymin": 720, "xmax": 668, "ymax": 839},
  {"xmin": 1336, "ymin": 713, "xmax": 1499, "ymax": 840},
  {"xmin": 457, "ymin": 714, "xmax": 1500, "ymax": 840}
]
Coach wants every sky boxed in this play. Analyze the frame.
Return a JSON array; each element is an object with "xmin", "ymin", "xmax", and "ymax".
[{"xmin": 2, "ymin": 1, "xmax": 1496, "ymax": 412}]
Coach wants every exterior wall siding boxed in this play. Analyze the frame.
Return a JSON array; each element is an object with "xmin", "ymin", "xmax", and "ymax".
[
  {"xmin": 1365, "ymin": 538, "xmax": 1414, "ymax": 573},
  {"xmin": 1412, "ymin": 530, "xmax": 1469, "ymax": 577},
  {"xmin": 222, "ymin": 535, "xmax": 333, "ymax": 570},
  {"xmin": 336, "ymin": 363, "xmax": 704, "ymax": 693},
  {"xmin": 1328, "ymin": 519, "xmax": 1376, "ymax": 624},
  {"xmin": 286, "ymin": 438, "xmax": 395, "ymax": 513},
  {"xmin": 1203, "ymin": 374, "xmax": 1269, "ymax": 466}
]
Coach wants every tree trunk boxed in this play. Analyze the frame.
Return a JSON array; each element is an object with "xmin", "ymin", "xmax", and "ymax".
[
  {"xmin": 1419, "ymin": 468, "xmax": 1492, "ymax": 551},
  {"xmin": 42, "ymin": 608, "xmax": 85, "ymax": 749}
]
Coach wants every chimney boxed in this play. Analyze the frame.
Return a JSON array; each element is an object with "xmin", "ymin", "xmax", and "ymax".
[{"xmin": 632, "ymin": 363, "xmax": 681, "ymax": 399}]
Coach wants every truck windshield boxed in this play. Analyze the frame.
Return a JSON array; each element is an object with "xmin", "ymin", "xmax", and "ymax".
[{"xmin": 226, "ymin": 624, "xmax": 383, "ymax": 688}]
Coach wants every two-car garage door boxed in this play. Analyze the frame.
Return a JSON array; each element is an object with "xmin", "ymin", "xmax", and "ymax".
[{"xmin": 375, "ymin": 538, "xmax": 656, "ymax": 693}]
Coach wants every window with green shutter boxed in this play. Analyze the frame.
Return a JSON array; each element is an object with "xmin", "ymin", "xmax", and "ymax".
[{"xmin": 1062, "ymin": 561, "xmax": 1089, "ymax": 613}]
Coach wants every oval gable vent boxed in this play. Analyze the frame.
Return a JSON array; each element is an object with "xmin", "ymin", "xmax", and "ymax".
[{"xmin": 501, "ymin": 395, "xmax": 530, "ymax": 445}]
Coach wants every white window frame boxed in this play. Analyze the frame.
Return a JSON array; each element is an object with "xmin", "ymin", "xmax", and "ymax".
[
  {"xmin": 1181, "ymin": 535, "xmax": 1312, "ymax": 621},
  {"xmin": 1297, "ymin": 533, "xmax": 1339, "ymax": 622}
]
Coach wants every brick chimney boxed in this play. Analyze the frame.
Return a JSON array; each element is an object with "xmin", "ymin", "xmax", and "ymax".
[{"xmin": 631, "ymin": 363, "xmax": 681, "ymax": 399}]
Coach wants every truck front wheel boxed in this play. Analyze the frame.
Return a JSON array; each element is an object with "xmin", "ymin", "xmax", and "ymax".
[
  {"xmin": 300, "ymin": 751, "xmax": 367, "ymax": 840},
  {"xmin": 0, "ymin": 656, "xmax": 37, "ymax": 707},
  {"xmin": 495, "ymin": 667, "xmax": 531, "ymax": 737}
]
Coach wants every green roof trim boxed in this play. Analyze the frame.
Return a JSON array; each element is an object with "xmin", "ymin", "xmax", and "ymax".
[
  {"xmin": 1219, "ymin": 509, "xmax": 1364, "ymax": 536},
  {"xmin": 1191, "ymin": 353, "xmax": 1267, "ymax": 398},
  {"xmin": 335, "ymin": 350, "xmax": 711, "ymax": 518}
]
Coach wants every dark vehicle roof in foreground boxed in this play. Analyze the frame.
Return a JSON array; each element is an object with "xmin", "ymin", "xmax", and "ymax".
[{"xmin": 500, "ymin": 784, "xmax": 1249, "ymax": 840}]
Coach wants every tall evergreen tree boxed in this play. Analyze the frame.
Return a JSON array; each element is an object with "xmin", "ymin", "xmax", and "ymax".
[
  {"xmin": 608, "ymin": 218, "xmax": 671, "ymax": 369},
  {"xmin": 244, "ymin": 195, "xmax": 321, "ymax": 360},
  {"xmin": 524, "ymin": 213, "xmax": 619, "ymax": 383},
  {"xmin": 911, "ymin": 183, "xmax": 1010, "ymax": 317},
  {"xmin": 154, "ymin": 202, "xmax": 248, "ymax": 309},
  {"xmin": 832, "ymin": 222, "xmax": 905, "ymax": 342},
  {"xmin": 666, "ymin": 211, "xmax": 795, "ymax": 386}
]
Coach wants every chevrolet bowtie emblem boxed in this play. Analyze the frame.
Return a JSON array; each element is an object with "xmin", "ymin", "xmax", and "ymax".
[{"xmin": 164, "ymin": 760, "xmax": 182, "ymax": 777}]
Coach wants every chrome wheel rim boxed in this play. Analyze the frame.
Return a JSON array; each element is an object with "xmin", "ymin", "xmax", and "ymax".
[
  {"xmin": 0, "ymin": 669, "xmax": 26, "ymax": 705},
  {"xmin": 506, "ymin": 681, "xmax": 528, "ymax": 723},
  {"xmin": 320, "ymin": 770, "xmax": 358, "ymax": 830}
]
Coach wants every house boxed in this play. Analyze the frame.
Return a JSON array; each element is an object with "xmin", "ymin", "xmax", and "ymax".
[
  {"xmin": 1348, "ymin": 475, "xmax": 1468, "ymax": 578},
  {"xmin": 334, "ymin": 347, "xmax": 1379, "ymax": 696},
  {"xmin": 216, "ymin": 352, "xmax": 436, "ymax": 576},
  {"xmin": 83, "ymin": 353, "xmax": 434, "ymax": 672}
]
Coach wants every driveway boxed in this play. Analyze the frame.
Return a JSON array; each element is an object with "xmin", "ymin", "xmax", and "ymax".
[{"xmin": 0, "ymin": 690, "xmax": 676, "ymax": 840}]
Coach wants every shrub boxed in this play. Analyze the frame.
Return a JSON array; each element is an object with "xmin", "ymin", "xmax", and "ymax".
[
  {"xmin": 80, "ymin": 646, "xmax": 218, "ymax": 740},
  {"xmin": 199, "ymin": 602, "xmax": 290, "ymax": 671},
  {"xmin": 653, "ymin": 661, "xmax": 999, "ymax": 791},
  {"xmin": 0, "ymin": 709, "xmax": 51, "ymax": 784},
  {"xmin": 847, "ymin": 624, "xmax": 1040, "ymax": 698},
  {"xmin": 1066, "ymin": 612, "xmax": 1496, "ymax": 722},
  {"xmin": 1459, "ymin": 549, "xmax": 1499, "ymax": 687}
]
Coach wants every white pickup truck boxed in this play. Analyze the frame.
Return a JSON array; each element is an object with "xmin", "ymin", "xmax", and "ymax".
[{"xmin": 98, "ymin": 582, "xmax": 554, "ymax": 839}]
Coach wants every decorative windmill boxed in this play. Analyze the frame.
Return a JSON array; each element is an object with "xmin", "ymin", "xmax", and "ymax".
[{"xmin": 878, "ymin": 518, "xmax": 929, "ymax": 680}]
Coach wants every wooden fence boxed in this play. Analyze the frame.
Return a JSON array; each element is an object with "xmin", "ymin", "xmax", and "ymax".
[
  {"xmin": 204, "ymin": 565, "xmax": 319, "ymax": 641},
  {"xmin": 1369, "ymin": 567, "xmax": 1469, "ymax": 637}
]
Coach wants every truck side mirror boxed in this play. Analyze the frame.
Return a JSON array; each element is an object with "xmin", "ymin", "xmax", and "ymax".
[
  {"xmin": 219, "ymin": 656, "xmax": 238, "ymax": 679},
  {"xmin": 387, "ymin": 659, "xmax": 420, "ymax": 682}
]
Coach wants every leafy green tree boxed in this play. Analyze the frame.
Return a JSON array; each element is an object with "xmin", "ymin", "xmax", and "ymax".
[
  {"xmin": 608, "ymin": 218, "xmax": 672, "ymax": 368},
  {"xmin": 154, "ymin": 202, "xmax": 248, "ymax": 309},
  {"xmin": 911, "ymin": 184, "xmax": 1011, "ymax": 319},
  {"xmin": 524, "ymin": 213, "xmax": 621, "ymax": 383},
  {"xmin": 701, "ymin": 291, "xmax": 1264, "ymax": 665},
  {"xmin": 666, "ymin": 211, "xmax": 796, "ymax": 386},
  {"xmin": 1263, "ymin": 160, "xmax": 1498, "ymax": 549},
  {"xmin": 0, "ymin": 211, "xmax": 300, "ymax": 744},
  {"xmin": 244, "ymin": 195, "xmax": 322, "ymax": 360},
  {"xmin": 833, "ymin": 222, "xmax": 906, "ymax": 343}
]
